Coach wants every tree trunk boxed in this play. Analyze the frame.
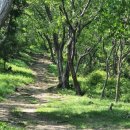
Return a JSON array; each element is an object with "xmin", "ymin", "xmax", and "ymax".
[
  {"xmin": 56, "ymin": 49, "xmax": 63, "ymax": 88},
  {"xmin": 49, "ymin": 42, "xmax": 55, "ymax": 64},
  {"xmin": 112, "ymin": 40, "xmax": 117, "ymax": 75},
  {"xmin": 67, "ymin": 41, "xmax": 82, "ymax": 95},
  {"xmin": 101, "ymin": 58, "xmax": 109, "ymax": 98},
  {"xmin": 0, "ymin": 0, "xmax": 13, "ymax": 27},
  {"xmin": 62, "ymin": 62, "xmax": 70, "ymax": 88},
  {"xmin": 115, "ymin": 63, "xmax": 121, "ymax": 102},
  {"xmin": 101, "ymin": 40, "xmax": 116, "ymax": 99},
  {"xmin": 115, "ymin": 40, "xmax": 123, "ymax": 102},
  {"xmin": 44, "ymin": 34, "xmax": 56, "ymax": 64}
]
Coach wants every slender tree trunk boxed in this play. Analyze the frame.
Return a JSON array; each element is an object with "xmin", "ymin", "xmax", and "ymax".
[
  {"xmin": 44, "ymin": 34, "xmax": 56, "ymax": 64},
  {"xmin": 101, "ymin": 58, "xmax": 109, "ymax": 98},
  {"xmin": 115, "ymin": 40, "xmax": 123, "ymax": 102},
  {"xmin": 112, "ymin": 40, "xmax": 117, "ymax": 75},
  {"xmin": 101, "ymin": 40, "xmax": 116, "ymax": 98},
  {"xmin": 115, "ymin": 62, "xmax": 121, "ymax": 102},
  {"xmin": 49, "ymin": 43, "xmax": 55, "ymax": 63},
  {"xmin": 101, "ymin": 41, "xmax": 109, "ymax": 98}
]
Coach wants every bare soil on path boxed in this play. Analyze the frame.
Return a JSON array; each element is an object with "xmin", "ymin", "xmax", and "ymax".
[{"xmin": 0, "ymin": 54, "xmax": 75, "ymax": 130}]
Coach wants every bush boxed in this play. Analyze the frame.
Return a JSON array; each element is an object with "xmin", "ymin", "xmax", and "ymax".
[
  {"xmin": 120, "ymin": 78, "xmax": 130, "ymax": 102},
  {"xmin": 121, "ymin": 94, "xmax": 130, "ymax": 102},
  {"xmin": 88, "ymin": 70, "xmax": 106, "ymax": 86},
  {"xmin": 80, "ymin": 70, "xmax": 106, "ymax": 97}
]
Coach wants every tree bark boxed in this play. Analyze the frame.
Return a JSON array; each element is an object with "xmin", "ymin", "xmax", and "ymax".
[
  {"xmin": 67, "ymin": 38, "xmax": 82, "ymax": 95},
  {"xmin": 0, "ymin": 0, "xmax": 13, "ymax": 27},
  {"xmin": 62, "ymin": 62, "xmax": 70, "ymax": 88},
  {"xmin": 56, "ymin": 49, "xmax": 64, "ymax": 87},
  {"xmin": 44, "ymin": 34, "xmax": 56, "ymax": 63}
]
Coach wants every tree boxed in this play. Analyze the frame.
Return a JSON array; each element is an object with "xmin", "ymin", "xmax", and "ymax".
[
  {"xmin": 33, "ymin": 0, "xmax": 70, "ymax": 89},
  {"xmin": 0, "ymin": 0, "xmax": 28, "ymax": 69},
  {"xmin": 60, "ymin": 0, "xmax": 103, "ymax": 95}
]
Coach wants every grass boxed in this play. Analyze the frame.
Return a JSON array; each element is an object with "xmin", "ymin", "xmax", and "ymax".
[
  {"xmin": 0, "ymin": 122, "xmax": 24, "ymax": 130},
  {"xmin": 48, "ymin": 64, "xmax": 58, "ymax": 76},
  {"xmin": 0, "ymin": 58, "xmax": 35, "ymax": 101},
  {"xmin": 37, "ymin": 95, "xmax": 130, "ymax": 129}
]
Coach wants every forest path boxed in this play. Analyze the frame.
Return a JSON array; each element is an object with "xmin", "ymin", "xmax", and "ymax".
[{"xmin": 0, "ymin": 54, "xmax": 75, "ymax": 130}]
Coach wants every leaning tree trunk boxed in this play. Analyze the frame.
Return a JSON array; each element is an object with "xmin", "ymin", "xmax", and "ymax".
[{"xmin": 0, "ymin": 0, "xmax": 13, "ymax": 27}]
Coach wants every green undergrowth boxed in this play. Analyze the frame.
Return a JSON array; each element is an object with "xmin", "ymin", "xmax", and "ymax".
[
  {"xmin": 68, "ymin": 70, "xmax": 130, "ymax": 102},
  {"xmin": 48, "ymin": 64, "xmax": 58, "ymax": 76},
  {"xmin": 29, "ymin": 45, "xmax": 45, "ymax": 54},
  {"xmin": 37, "ymin": 95, "xmax": 130, "ymax": 129},
  {"xmin": 0, "ymin": 58, "xmax": 35, "ymax": 101},
  {"xmin": 0, "ymin": 122, "xmax": 24, "ymax": 130},
  {"xmin": 47, "ymin": 63, "xmax": 130, "ymax": 102},
  {"xmin": 80, "ymin": 70, "xmax": 130, "ymax": 102},
  {"xmin": 19, "ymin": 52, "xmax": 33, "ymax": 64}
]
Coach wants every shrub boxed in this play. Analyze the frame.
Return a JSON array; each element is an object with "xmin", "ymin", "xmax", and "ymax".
[{"xmin": 88, "ymin": 70, "xmax": 106, "ymax": 86}]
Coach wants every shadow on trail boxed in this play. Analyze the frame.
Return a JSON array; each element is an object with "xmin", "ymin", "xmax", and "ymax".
[
  {"xmin": 7, "ymin": 105, "xmax": 130, "ymax": 129},
  {"xmin": 36, "ymin": 109, "xmax": 130, "ymax": 129}
]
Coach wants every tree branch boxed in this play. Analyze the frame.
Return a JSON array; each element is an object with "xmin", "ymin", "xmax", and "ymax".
[
  {"xmin": 80, "ymin": 0, "xmax": 92, "ymax": 17},
  {"xmin": 61, "ymin": 0, "xmax": 74, "ymax": 32}
]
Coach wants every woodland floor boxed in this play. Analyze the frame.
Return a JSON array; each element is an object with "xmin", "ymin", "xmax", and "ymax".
[{"xmin": 0, "ymin": 54, "xmax": 76, "ymax": 130}]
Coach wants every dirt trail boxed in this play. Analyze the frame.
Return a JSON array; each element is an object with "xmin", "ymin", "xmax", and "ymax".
[{"xmin": 0, "ymin": 54, "xmax": 75, "ymax": 130}]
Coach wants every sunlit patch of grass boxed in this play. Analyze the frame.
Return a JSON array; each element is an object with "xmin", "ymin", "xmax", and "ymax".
[
  {"xmin": 37, "ymin": 95, "xmax": 130, "ymax": 129},
  {"xmin": 0, "ymin": 122, "xmax": 24, "ymax": 130},
  {"xmin": 0, "ymin": 59, "xmax": 35, "ymax": 100}
]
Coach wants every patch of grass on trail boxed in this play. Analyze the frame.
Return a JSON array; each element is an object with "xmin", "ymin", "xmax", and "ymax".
[
  {"xmin": 0, "ymin": 122, "xmax": 24, "ymax": 130},
  {"xmin": 37, "ymin": 95, "xmax": 130, "ymax": 129},
  {"xmin": 0, "ymin": 58, "xmax": 34, "ymax": 101}
]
